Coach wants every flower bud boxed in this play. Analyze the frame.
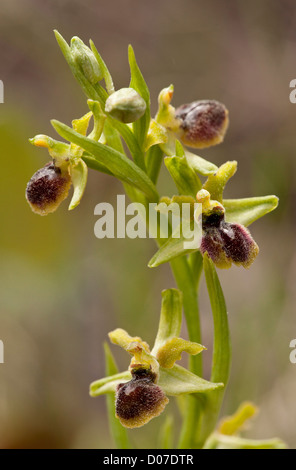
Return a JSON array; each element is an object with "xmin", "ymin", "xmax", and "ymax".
[
  {"xmin": 105, "ymin": 88, "xmax": 146, "ymax": 123},
  {"xmin": 71, "ymin": 37, "xmax": 103, "ymax": 84},
  {"xmin": 175, "ymin": 100, "xmax": 229, "ymax": 149},
  {"xmin": 26, "ymin": 162, "xmax": 71, "ymax": 216},
  {"xmin": 115, "ymin": 368, "xmax": 168, "ymax": 428}
]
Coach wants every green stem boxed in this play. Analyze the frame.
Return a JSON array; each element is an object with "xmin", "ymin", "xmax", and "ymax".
[
  {"xmin": 196, "ymin": 254, "xmax": 231, "ymax": 447},
  {"xmin": 172, "ymin": 255, "xmax": 203, "ymax": 449}
]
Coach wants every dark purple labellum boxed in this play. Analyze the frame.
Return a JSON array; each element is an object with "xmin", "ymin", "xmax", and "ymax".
[
  {"xmin": 200, "ymin": 212, "xmax": 259, "ymax": 269},
  {"xmin": 175, "ymin": 100, "xmax": 229, "ymax": 149},
  {"xmin": 115, "ymin": 369, "xmax": 168, "ymax": 428},
  {"xmin": 26, "ymin": 162, "xmax": 71, "ymax": 215}
]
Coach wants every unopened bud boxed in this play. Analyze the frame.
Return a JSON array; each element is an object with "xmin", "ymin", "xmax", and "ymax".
[
  {"xmin": 175, "ymin": 100, "xmax": 229, "ymax": 149},
  {"xmin": 115, "ymin": 368, "xmax": 168, "ymax": 428},
  {"xmin": 26, "ymin": 162, "xmax": 71, "ymax": 216},
  {"xmin": 105, "ymin": 88, "xmax": 146, "ymax": 123},
  {"xmin": 71, "ymin": 37, "xmax": 103, "ymax": 84}
]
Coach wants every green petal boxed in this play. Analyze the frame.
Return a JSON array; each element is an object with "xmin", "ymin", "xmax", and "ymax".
[
  {"xmin": 108, "ymin": 328, "xmax": 149, "ymax": 352},
  {"xmin": 89, "ymin": 370, "xmax": 131, "ymax": 396},
  {"xmin": 165, "ymin": 155, "xmax": 202, "ymax": 196},
  {"xmin": 156, "ymin": 337, "xmax": 205, "ymax": 369},
  {"xmin": 72, "ymin": 112, "xmax": 92, "ymax": 136},
  {"xmin": 185, "ymin": 150, "xmax": 218, "ymax": 176},
  {"xmin": 224, "ymin": 195, "xmax": 279, "ymax": 226},
  {"xmin": 203, "ymin": 433, "xmax": 287, "ymax": 449},
  {"xmin": 69, "ymin": 159, "xmax": 88, "ymax": 210},
  {"xmin": 203, "ymin": 161, "xmax": 237, "ymax": 203},
  {"xmin": 51, "ymin": 119, "xmax": 159, "ymax": 202},
  {"xmin": 152, "ymin": 289, "xmax": 183, "ymax": 354},
  {"xmin": 158, "ymin": 364, "xmax": 223, "ymax": 396},
  {"xmin": 87, "ymin": 100, "xmax": 106, "ymax": 141}
]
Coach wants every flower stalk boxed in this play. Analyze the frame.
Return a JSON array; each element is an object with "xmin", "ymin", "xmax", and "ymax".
[{"xmin": 25, "ymin": 31, "xmax": 284, "ymax": 450}]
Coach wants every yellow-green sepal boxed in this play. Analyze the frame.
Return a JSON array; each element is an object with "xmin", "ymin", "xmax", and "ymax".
[
  {"xmin": 224, "ymin": 195, "xmax": 279, "ymax": 226},
  {"xmin": 68, "ymin": 158, "xmax": 88, "ymax": 210},
  {"xmin": 158, "ymin": 364, "xmax": 223, "ymax": 396}
]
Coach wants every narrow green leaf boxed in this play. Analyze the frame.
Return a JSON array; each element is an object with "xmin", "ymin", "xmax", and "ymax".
[
  {"xmin": 224, "ymin": 195, "xmax": 279, "ymax": 226},
  {"xmin": 188, "ymin": 251, "xmax": 203, "ymax": 290},
  {"xmin": 204, "ymin": 253, "xmax": 231, "ymax": 385},
  {"xmin": 106, "ymin": 115, "xmax": 146, "ymax": 170},
  {"xmin": 158, "ymin": 364, "xmax": 223, "ymax": 396},
  {"xmin": 146, "ymin": 144, "xmax": 163, "ymax": 184},
  {"xmin": 185, "ymin": 150, "xmax": 218, "ymax": 176},
  {"xmin": 152, "ymin": 289, "xmax": 183, "ymax": 354},
  {"xmin": 165, "ymin": 155, "xmax": 202, "ymax": 196},
  {"xmin": 128, "ymin": 45, "xmax": 151, "ymax": 148},
  {"xmin": 103, "ymin": 119, "xmax": 125, "ymax": 153},
  {"xmin": 69, "ymin": 159, "xmax": 88, "ymax": 210},
  {"xmin": 175, "ymin": 139, "xmax": 185, "ymax": 157},
  {"xmin": 104, "ymin": 343, "xmax": 131, "ymax": 449},
  {"xmin": 159, "ymin": 415, "xmax": 174, "ymax": 449},
  {"xmin": 198, "ymin": 253, "xmax": 231, "ymax": 445},
  {"xmin": 51, "ymin": 119, "xmax": 159, "ymax": 202},
  {"xmin": 82, "ymin": 154, "xmax": 113, "ymax": 176}
]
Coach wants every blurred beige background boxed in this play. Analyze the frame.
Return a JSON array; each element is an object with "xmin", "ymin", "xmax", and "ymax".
[{"xmin": 0, "ymin": 0, "xmax": 295, "ymax": 448}]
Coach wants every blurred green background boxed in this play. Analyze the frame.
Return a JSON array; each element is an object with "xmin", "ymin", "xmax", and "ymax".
[{"xmin": 0, "ymin": 0, "xmax": 296, "ymax": 449}]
